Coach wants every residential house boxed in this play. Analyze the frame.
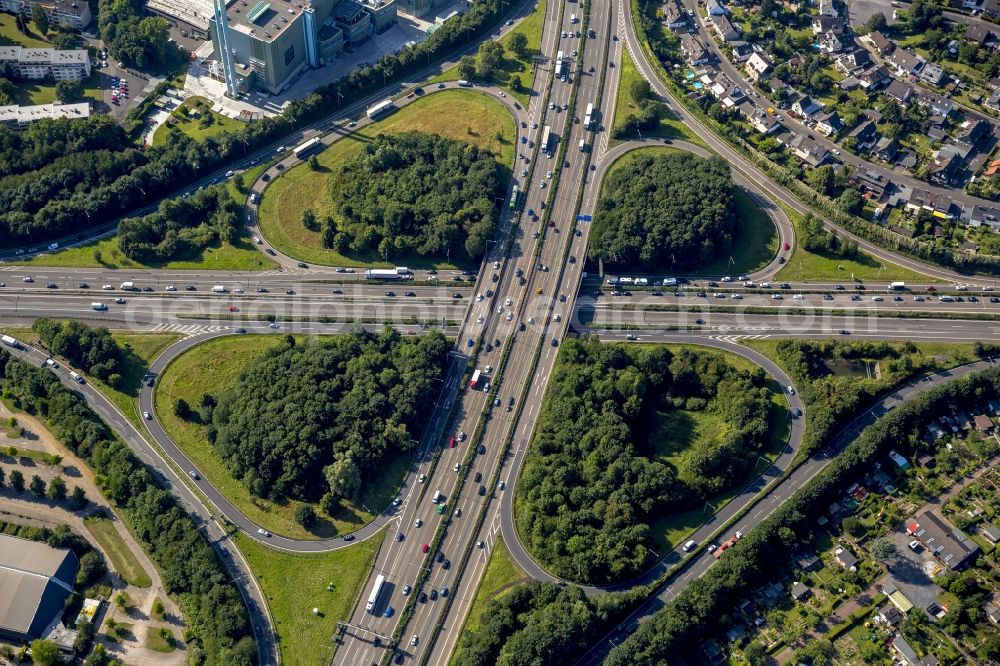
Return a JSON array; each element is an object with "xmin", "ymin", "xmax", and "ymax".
[
  {"xmin": 957, "ymin": 119, "xmax": 993, "ymax": 148},
  {"xmin": 927, "ymin": 115, "xmax": 949, "ymax": 142},
  {"xmin": 867, "ymin": 30, "xmax": 895, "ymax": 54},
  {"xmin": 713, "ymin": 14, "xmax": 742, "ymax": 42},
  {"xmin": 749, "ymin": 107, "xmax": 782, "ymax": 134},
  {"xmin": 794, "ymin": 551, "xmax": 820, "ymax": 571},
  {"xmin": 974, "ymin": 414, "xmax": 995, "ymax": 433},
  {"xmin": 680, "ymin": 34, "xmax": 711, "ymax": 66},
  {"xmin": 786, "ymin": 132, "xmax": 830, "ymax": 166},
  {"xmin": 836, "ymin": 49, "xmax": 871, "ymax": 75},
  {"xmin": 964, "ymin": 23, "xmax": 995, "ymax": 47},
  {"xmin": 745, "ymin": 51, "xmax": 772, "ymax": 81},
  {"xmin": 915, "ymin": 92, "xmax": 956, "ymax": 117},
  {"xmin": 790, "ymin": 581, "xmax": 811, "ymax": 601},
  {"xmin": 929, "ymin": 153, "xmax": 964, "ymax": 186},
  {"xmin": 907, "ymin": 510, "xmax": 981, "ymax": 570},
  {"xmin": 987, "ymin": 158, "xmax": 1000, "ymax": 177},
  {"xmin": 792, "ymin": 95, "xmax": 822, "ymax": 117},
  {"xmin": 833, "ymin": 546, "xmax": 859, "ymax": 569},
  {"xmin": 984, "ymin": 0, "xmax": 1000, "ymax": 18},
  {"xmin": 884, "ymin": 79, "xmax": 914, "ymax": 105},
  {"xmin": 705, "ymin": 0, "xmax": 727, "ymax": 16},
  {"xmin": 721, "ymin": 85, "xmax": 746, "ymax": 108},
  {"xmin": 981, "ymin": 523, "xmax": 1000, "ymax": 544},
  {"xmin": 986, "ymin": 603, "xmax": 1000, "ymax": 625},
  {"xmin": 876, "ymin": 604, "xmax": 902, "ymax": 626},
  {"xmin": 730, "ymin": 41, "xmax": 753, "ymax": 62},
  {"xmin": 663, "ymin": 1, "xmax": 687, "ymax": 29},
  {"xmin": 820, "ymin": 30, "xmax": 846, "ymax": 54},
  {"xmin": 892, "ymin": 635, "xmax": 936, "ymax": 666},
  {"xmin": 815, "ymin": 110, "xmax": 843, "ymax": 136},
  {"xmin": 812, "ymin": 15, "xmax": 845, "ymax": 35},
  {"xmin": 886, "ymin": 48, "xmax": 926, "ymax": 77},
  {"xmin": 904, "ymin": 188, "xmax": 954, "ymax": 218},
  {"xmin": 858, "ymin": 65, "xmax": 891, "ymax": 90},
  {"xmin": 848, "ymin": 120, "xmax": 879, "ymax": 149},
  {"xmin": 967, "ymin": 205, "xmax": 1000, "ymax": 230},
  {"xmin": 920, "ymin": 62, "xmax": 947, "ymax": 86},
  {"xmin": 851, "ymin": 168, "xmax": 891, "ymax": 199},
  {"xmin": 875, "ymin": 136, "xmax": 899, "ymax": 161}
]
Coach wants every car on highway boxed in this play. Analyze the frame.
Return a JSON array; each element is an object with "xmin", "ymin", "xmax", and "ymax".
[
  {"xmin": 453, "ymin": 507, "xmax": 461, "ymax": 517},
  {"xmin": 257, "ymin": 528, "xmax": 271, "ymax": 537},
  {"xmin": 77, "ymin": 282, "xmax": 89, "ymax": 289},
  {"xmin": 102, "ymin": 284, "xmax": 113, "ymax": 290},
  {"xmin": 421, "ymin": 543, "xmax": 429, "ymax": 554},
  {"xmin": 384, "ymin": 606, "xmax": 394, "ymax": 618},
  {"xmin": 418, "ymin": 473, "xmax": 426, "ymax": 483},
  {"xmin": 343, "ymin": 534, "xmax": 354, "ymax": 542},
  {"xmin": 414, "ymin": 518, "xmax": 422, "ymax": 528},
  {"xmin": 476, "ymin": 540, "xmax": 484, "ymax": 548},
  {"xmin": 165, "ymin": 284, "xmax": 176, "ymax": 291},
  {"xmin": 411, "ymin": 635, "xmax": 419, "ymax": 646},
  {"xmin": 457, "ymin": 431, "xmax": 466, "ymax": 442},
  {"xmin": 115, "ymin": 298, "xmax": 126, "ymax": 304},
  {"xmin": 46, "ymin": 283, "xmax": 57, "ymax": 289},
  {"xmin": 682, "ymin": 539, "xmax": 697, "ymax": 552},
  {"xmin": 402, "ymin": 584, "xmax": 411, "ymax": 595},
  {"xmin": 186, "ymin": 285, "xmax": 197, "ymax": 291},
  {"xmin": 189, "ymin": 470, "xmax": 199, "ymax": 480}
]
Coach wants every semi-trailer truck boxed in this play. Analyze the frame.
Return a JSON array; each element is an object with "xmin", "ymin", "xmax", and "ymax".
[
  {"xmin": 711, "ymin": 531, "xmax": 743, "ymax": 558},
  {"xmin": 469, "ymin": 369, "xmax": 482, "ymax": 390}
]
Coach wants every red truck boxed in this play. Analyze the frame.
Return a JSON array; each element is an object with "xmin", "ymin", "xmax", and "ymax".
[{"xmin": 711, "ymin": 531, "xmax": 743, "ymax": 558}]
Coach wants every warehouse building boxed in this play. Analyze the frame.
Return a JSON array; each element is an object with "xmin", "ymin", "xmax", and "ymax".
[{"xmin": 0, "ymin": 534, "xmax": 79, "ymax": 642}]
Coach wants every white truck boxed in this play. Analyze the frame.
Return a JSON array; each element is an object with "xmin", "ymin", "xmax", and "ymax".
[
  {"xmin": 1, "ymin": 335, "xmax": 21, "ymax": 349},
  {"xmin": 212, "ymin": 285, "xmax": 227, "ymax": 293},
  {"xmin": 120, "ymin": 281, "xmax": 136, "ymax": 291},
  {"xmin": 91, "ymin": 302, "xmax": 108, "ymax": 311},
  {"xmin": 69, "ymin": 371, "xmax": 84, "ymax": 384},
  {"xmin": 889, "ymin": 282, "xmax": 906, "ymax": 291}
]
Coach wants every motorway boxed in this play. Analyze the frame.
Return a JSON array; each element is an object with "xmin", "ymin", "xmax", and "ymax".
[{"xmin": 5, "ymin": 1, "xmax": 1000, "ymax": 665}]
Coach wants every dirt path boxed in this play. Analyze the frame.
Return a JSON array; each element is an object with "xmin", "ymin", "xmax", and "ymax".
[{"xmin": 0, "ymin": 404, "xmax": 186, "ymax": 664}]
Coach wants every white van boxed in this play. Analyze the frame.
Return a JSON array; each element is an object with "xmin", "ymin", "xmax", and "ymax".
[
  {"xmin": 570, "ymin": 13, "xmax": 577, "ymax": 23},
  {"xmin": 432, "ymin": 490, "xmax": 442, "ymax": 504},
  {"xmin": 212, "ymin": 285, "xmax": 227, "ymax": 293},
  {"xmin": 457, "ymin": 80, "xmax": 472, "ymax": 87},
  {"xmin": 69, "ymin": 371, "xmax": 84, "ymax": 384},
  {"xmin": 579, "ymin": 139, "xmax": 586, "ymax": 151},
  {"xmin": 682, "ymin": 539, "xmax": 697, "ymax": 552},
  {"xmin": 91, "ymin": 302, "xmax": 107, "ymax": 311}
]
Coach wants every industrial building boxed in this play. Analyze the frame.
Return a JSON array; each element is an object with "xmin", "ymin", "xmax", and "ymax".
[
  {"xmin": 0, "ymin": 46, "xmax": 91, "ymax": 81},
  {"xmin": 396, "ymin": 0, "xmax": 450, "ymax": 19},
  {"xmin": 0, "ymin": 534, "xmax": 79, "ymax": 642},
  {"xmin": 146, "ymin": 0, "xmax": 214, "ymax": 37},
  {"xmin": 0, "ymin": 0, "xmax": 91, "ymax": 30},
  {"xmin": 208, "ymin": 0, "xmax": 397, "ymax": 95}
]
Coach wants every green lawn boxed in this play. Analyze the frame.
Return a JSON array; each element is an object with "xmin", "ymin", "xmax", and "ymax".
[
  {"xmin": 611, "ymin": 47, "xmax": 706, "ymax": 147},
  {"xmin": 83, "ymin": 517, "xmax": 153, "ymax": 588},
  {"xmin": 455, "ymin": 537, "xmax": 526, "ymax": 642},
  {"xmin": 599, "ymin": 148, "xmax": 776, "ymax": 275},
  {"xmin": 11, "ymin": 224, "xmax": 275, "ymax": 270},
  {"xmin": 257, "ymin": 89, "xmax": 515, "ymax": 269},
  {"xmin": 152, "ymin": 96, "xmax": 246, "ymax": 146},
  {"xmin": 235, "ymin": 530, "xmax": 382, "ymax": 666},
  {"xmin": 0, "ymin": 13, "xmax": 49, "ymax": 48},
  {"xmin": 145, "ymin": 627, "xmax": 177, "ymax": 653},
  {"xmin": 430, "ymin": 0, "xmax": 547, "ymax": 106},
  {"xmin": 775, "ymin": 203, "xmax": 944, "ymax": 283},
  {"xmin": 153, "ymin": 335, "xmax": 411, "ymax": 540}
]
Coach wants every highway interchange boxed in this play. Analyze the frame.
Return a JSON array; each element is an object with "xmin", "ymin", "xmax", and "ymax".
[{"xmin": 3, "ymin": 0, "xmax": 1000, "ymax": 664}]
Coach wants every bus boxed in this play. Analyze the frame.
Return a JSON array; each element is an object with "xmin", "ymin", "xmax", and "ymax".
[
  {"xmin": 293, "ymin": 137, "xmax": 323, "ymax": 159},
  {"xmin": 366, "ymin": 575, "xmax": 386, "ymax": 613},
  {"xmin": 366, "ymin": 98, "xmax": 396, "ymax": 120},
  {"xmin": 508, "ymin": 185, "xmax": 519, "ymax": 210},
  {"xmin": 555, "ymin": 50, "xmax": 565, "ymax": 77},
  {"xmin": 584, "ymin": 102, "xmax": 594, "ymax": 129},
  {"xmin": 540, "ymin": 125, "xmax": 553, "ymax": 155}
]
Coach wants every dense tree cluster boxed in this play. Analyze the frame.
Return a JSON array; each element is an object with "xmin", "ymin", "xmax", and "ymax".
[
  {"xmin": 518, "ymin": 338, "xmax": 776, "ymax": 583},
  {"xmin": 799, "ymin": 213, "xmax": 859, "ymax": 258},
  {"xmin": 604, "ymin": 365, "xmax": 1000, "ymax": 665},
  {"xmin": 210, "ymin": 328, "xmax": 449, "ymax": 503},
  {"xmin": 32, "ymin": 318, "xmax": 124, "ymax": 386},
  {"xmin": 328, "ymin": 131, "xmax": 502, "ymax": 260},
  {"xmin": 454, "ymin": 582, "xmax": 641, "ymax": 666},
  {"xmin": 97, "ymin": 0, "xmax": 186, "ymax": 72},
  {"xmin": 118, "ymin": 186, "xmax": 239, "ymax": 262},
  {"xmin": 1, "ymin": 0, "xmax": 517, "ymax": 250},
  {"xmin": 0, "ymin": 350, "xmax": 257, "ymax": 665},
  {"xmin": 589, "ymin": 153, "xmax": 737, "ymax": 270},
  {"xmin": 775, "ymin": 339, "xmax": 934, "ymax": 455}
]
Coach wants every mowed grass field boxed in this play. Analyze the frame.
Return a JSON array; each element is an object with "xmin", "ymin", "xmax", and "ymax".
[
  {"xmin": 598, "ymin": 147, "xmax": 777, "ymax": 276},
  {"xmin": 151, "ymin": 97, "xmax": 245, "ymax": 146},
  {"xmin": 257, "ymin": 89, "xmax": 516, "ymax": 268},
  {"xmin": 83, "ymin": 517, "xmax": 153, "ymax": 588},
  {"xmin": 153, "ymin": 335, "xmax": 411, "ymax": 540},
  {"xmin": 775, "ymin": 203, "xmax": 942, "ymax": 284},
  {"xmin": 235, "ymin": 530, "xmax": 381, "ymax": 666}
]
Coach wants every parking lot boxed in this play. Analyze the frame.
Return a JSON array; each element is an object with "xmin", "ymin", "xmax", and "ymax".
[{"xmin": 887, "ymin": 528, "xmax": 942, "ymax": 610}]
